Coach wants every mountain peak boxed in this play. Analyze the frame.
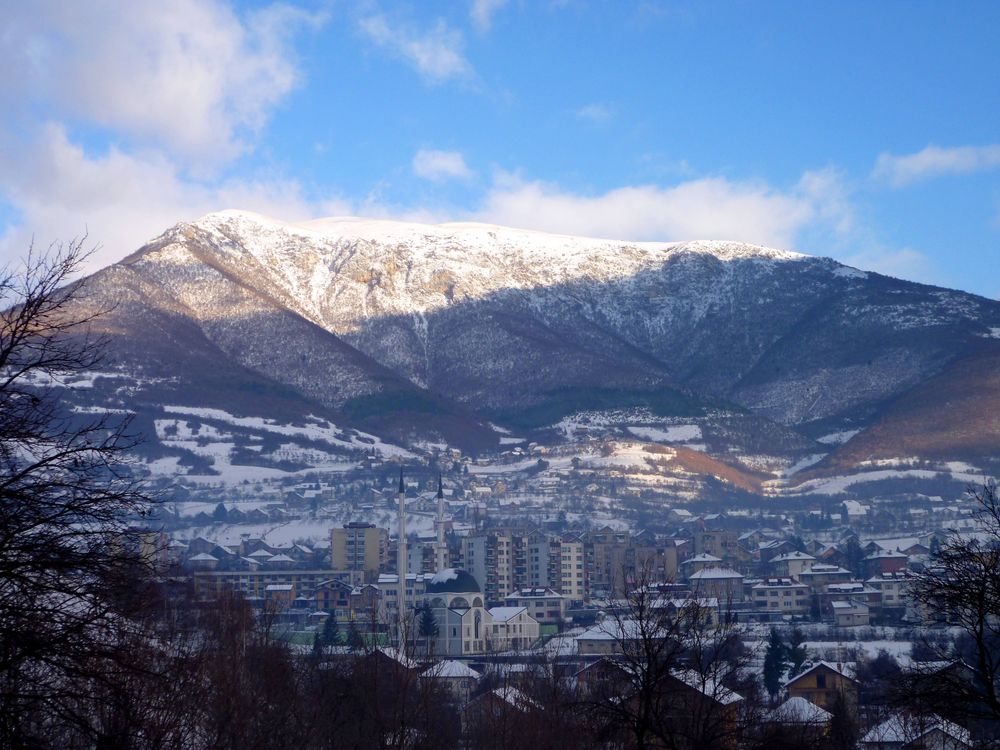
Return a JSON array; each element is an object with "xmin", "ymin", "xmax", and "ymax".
[{"xmin": 187, "ymin": 209, "xmax": 814, "ymax": 266}]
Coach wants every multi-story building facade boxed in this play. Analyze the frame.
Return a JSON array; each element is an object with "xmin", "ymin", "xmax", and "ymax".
[
  {"xmin": 330, "ymin": 523, "xmax": 388, "ymax": 578},
  {"xmin": 504, "ymin": 587, "xmax": 568, "ymax": 625},
  {"xmin": 751, "ymin": 578, "xmax": 811, "ymax": 615}
]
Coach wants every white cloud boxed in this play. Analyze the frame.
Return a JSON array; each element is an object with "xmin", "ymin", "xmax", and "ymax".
[
  {"xmin": 0, "ymin": 0, "xmax": 320, "ymax": 168},
  {"xmin": 872, "ymin": 144, "xmax": 1000, "ymax": 187},
  {"xmin": 359, "ymin": 14, "xmax": 473, "ymax": 84},
  {"xmin": 412, "ymin": 149, "xmax": 474, "ymax": 182},
  {"xmin": 0, "ymin": 125, "xmax": 346, "ymax": 273},
  {"xmin": 576, "ymin": 103, "xmax": 613, "ymax": 123},
  {"xmin": 843, "ymin": 246, "xmax": 938, "ymax": 286},
  {"xmin": 475, "ymin": 170, "xmax": 849, "ymax": 250},
  {"xmin": 470, "ymin": 0, "xmax": 509, "ymax": 31}
]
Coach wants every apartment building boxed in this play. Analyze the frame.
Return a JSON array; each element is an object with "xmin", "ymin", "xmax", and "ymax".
[{"xmin": 330, "ymin": 523, "xmax": 388, "ymax": 577}]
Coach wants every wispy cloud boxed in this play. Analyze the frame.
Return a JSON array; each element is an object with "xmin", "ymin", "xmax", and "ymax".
[
  {"xmin": 873, "ymin": 143, "xmax": 1000, "ymax": 187},
  {"xmin": 470, "ymin": 0, "xmax": 509, "ymax": 31},
  {"xmin": 843, "ymin": 245, "xmax": 939, "ymax": 286},
  {"xmin": 576, "ymin": 103, "xmax": 613, "ymax": 123},
  {"xmin": 358, "ymin": 14, "xmax": 473, "ymax": 84},
  {"xmin": 0, "ymin": 0, "xmax": 322, "ymax": 169},
  {"xmin": 0, "ymin": 0, "xmax": 329, "ymax": 271},
  {"xmin": 0, "ymin": 124, "xmax": 347, "ymax": 272},
  {"xmin": 412, "ymin": 149, "xmax": 474, "ymax": 182},
  {"xmin": 476, "ymin": 169, "xmax": 851, "ymax": 250}
]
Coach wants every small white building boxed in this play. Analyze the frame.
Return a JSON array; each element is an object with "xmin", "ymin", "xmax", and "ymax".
[
  {"xmin": 420, "ymin": 659, "xmax": 480, "ymax": 703},
  {"xmin": 487, "ymin": 606, "xmax": 540, "ymax": 651},
  {"xmin": 832, "ymin": 600, "xmax": 870, "ymax": 627}
]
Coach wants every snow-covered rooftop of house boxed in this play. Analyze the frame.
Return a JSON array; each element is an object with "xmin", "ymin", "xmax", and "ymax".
[
  {"xmin": 188, "ymin": 552, "xmax": 218, "ymax": 561},
  {"xmin": 689, "ymin": 566, "xmax": 744, "ymax": 580},
  {"xmin": 683, "ymin": 553, "xmax": 722, "ymax": 564},
  {"xmin": 769, "ymin": 696, "xmax": 833, "ymax": 724},
  {"xmin": 861, "ymin": 713, "xmax": 970, "ymax": 746},
  {"xmin": 805, "ymin": 564, "xmax": 851, "ymax": 574},
  {"xmin": 488, "ymin": 606, "xmax": 527, "ymax": 622},
  {"xmin": 422, "ymin": 660, "xmax": 480, "ymax": 679},
  {"xmin": 485, "ymin": 685, "xmax": 541, "ymax": 710},
  {"xmin": 784, "ymin": 661, "xmax": 857, "ymax": 687},
  {"xmin": 376, "ymin": 646, "xmax": 418, "ymax": 669},
  {"xmin": 771, "ymin": 551, "xmax": 816, "ymax": 562},
  {"xmin": 267, "ymin": 553, "xmax": 295, "ymax": 563},
  {"xmin": 670, "ymin": 670, "xmax": 743, "ymax": 705},
  {"xmin": 831, "ymin": 600, "xmax": 868, "ymax": 610}
]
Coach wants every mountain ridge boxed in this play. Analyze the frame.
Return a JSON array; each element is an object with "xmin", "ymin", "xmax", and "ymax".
[{"xmin": 63, "ymin": 210, "xmax": 1000, "ymax": 496}]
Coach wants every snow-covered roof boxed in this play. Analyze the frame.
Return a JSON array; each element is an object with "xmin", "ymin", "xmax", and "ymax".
[
  {"xmin": 188, "ymin": 552, "xmax": 218, "ymax": 561},
  {"xmin": 683, "ymin": 553, "xmax": 722, "ymax": 564},
  {"xmin": 485, "ymin": 685, "xmax": 540, "ymax": 710},
  {"xmin": 248, "ymin": 549, "xmax": 274, "ymax": 558},
  {"xmin": 689, "ymin": 566, "xmax": 743, "ymax": 580},
  {"xmin": 268, "ymin": 553, "xmax": 295, "ymax": 563},
  {"xmin": 768, "ymin": 696, "xmax": 832, "ymax": 724},
  {"xmin": 488, "ymin": 606, "xmax": 527, "ymax": 622},
  {"xmin": 376, "ymin": 646, "xmax": 418, "ymax": 669},
  {"xmin": 784, "ymin": 661, "xmax": 857, "ymax": 687},
  {"xmin": 422, "ymin": 660, "xmax": 480, "ymax": 680},
  {"xmin": 669, "ymin": 670, "xmax": 743, "ymax": 705},
  {"xmin": 861, "ymin": 713, "xmax": 970, "ymax": 746},
  {"xmin": 771, "ymin": 551, "xmax": 816, "ymax": 562}
]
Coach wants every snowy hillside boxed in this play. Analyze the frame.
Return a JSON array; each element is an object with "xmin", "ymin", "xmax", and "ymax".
[{"xmin": 52, "ymin": 209, "xmax": 1000, "ymax": 496}]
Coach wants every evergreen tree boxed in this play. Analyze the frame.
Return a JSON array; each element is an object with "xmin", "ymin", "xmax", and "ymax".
[
  {"xmin": 347, "ymin": 620, "xmax": 364, "ymax": 651},
  {"xmin": 418, "ymin": 603, "xmax": 439, "ymax": 655},
  {"xmin": 763, "ymin": 627, "xmax": 789, "ymax": 700},
  {"xmin": 312, "ymin": 630, "xmax": 323, "ymax": 658},
  {"xmin": 212, "ymin": 502, "xmax": 228, "ymax": 523},
  {"xmin": 786, "ymin": 628, "xmax": 809, "ymax": 676},
  {"xmin": 322, "ymin": 612, "xmax": 340, "ymax": 647},
  {"xmin": 844, "ymin": 536, "xmax": 866, "ymax": 578}
]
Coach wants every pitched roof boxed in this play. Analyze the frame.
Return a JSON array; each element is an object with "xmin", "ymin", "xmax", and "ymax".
[
  {"xmin": 768, "ymin": 696, "xmax": 833, "ymax": 724},
  {"xmin": 784, "ymin": 661, "xmax": 858, "ymax": 687},
  {"xmin": 488, "ymin": 606, "xmax": 527, "ymax": 622},
  {"xmin": 422, "ymin": 660, "xmax": 480, "ymax": 679},
  {"xmin": 861, "ymin": 712, "xmax": 971, "ymax": 746}
]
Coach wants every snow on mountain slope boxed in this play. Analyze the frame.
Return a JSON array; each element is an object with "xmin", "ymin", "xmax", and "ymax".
[{"xmin": 69, "ymin": 208, "xmax": 1000, "ymax": 489}]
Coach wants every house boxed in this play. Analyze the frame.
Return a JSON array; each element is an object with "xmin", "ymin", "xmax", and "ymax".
[
  {"xmin": 420, "ymin": 659, "xmax": 480, "ymax": 703},
  {"xmin": 865, "ymin": 549, "xmax": 909, "ymax": 577},
  {"xmin": 573, "ymin": 657, "xmax": 631, "ymax": 695},
  {"xmin": 798, "ymin": 564, "xmax": 854, "ymax": 594},
  {"xmin": 504, "ymin": 587, "xmax": 567, "ymax": 625},
  {"xmin": 751, "ymin": 578, "xmax": 811, "ymax": 615},
  {"xmin": 832, "ymin": 600, "xmax": 870, "ymax": 627},
  {"xmin": 487, "ymin": 606, "xmax": 540, "ymax": 651},
  {"xmin": 860, "ymin": 712, "xmax": 971, "ymax": 749},
  {"xmin": 769, "ymin": 551, "xmax": 816, "ymax": 578},
  {"xmin": 688, "ymin": 567, "xmax": 745, "ymax": 604},
  {"xmin": 784, "ymin": 661, "xmax": 858, "ymax": 712},
  {"xmin": 681, "ymin": 553, "xmax": 723, "ymax": 575},
  {"xmin": 763, "ymin": 696, "xmax": 833, "ymax": 745},
  {"xmin": 767, "ymin": 695, "xmax": 832, "ymax": 727}
]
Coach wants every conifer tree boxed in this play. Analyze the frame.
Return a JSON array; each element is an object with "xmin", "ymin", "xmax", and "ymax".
[{"xmin": 763, "ymin": 627, "xmax": 789, "ymax": 700}]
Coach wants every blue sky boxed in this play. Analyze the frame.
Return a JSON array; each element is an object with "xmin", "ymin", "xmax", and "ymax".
[{"xmin": 1, "ymin": 1, "xmax": 998, "ymax": 296}]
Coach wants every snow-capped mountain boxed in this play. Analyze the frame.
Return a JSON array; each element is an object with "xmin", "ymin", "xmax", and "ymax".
[{"xmin": 67, "ymin": 210, "xmax": 1000, "ymax": 491}]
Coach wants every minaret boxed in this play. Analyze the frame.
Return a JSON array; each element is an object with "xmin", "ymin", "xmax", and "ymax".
[
  {"xmin": 397, "ymin": 467, "xmax": 407, "ymax": 650},
  {"xmin": 434, "ymin": 474, "xmax": 448, "ymax": 572}
]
